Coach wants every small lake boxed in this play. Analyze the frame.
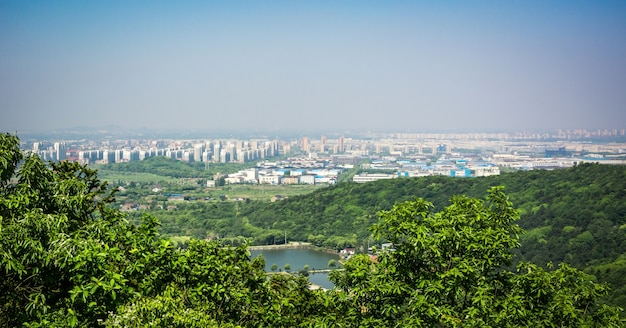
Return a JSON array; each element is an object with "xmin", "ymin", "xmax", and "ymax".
[{"xmin": 249, "ymin": 248, "xmax": 340, "ymax": 289}]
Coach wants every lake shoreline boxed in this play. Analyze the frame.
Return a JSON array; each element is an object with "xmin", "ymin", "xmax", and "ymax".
[
  {"xmin": 248, "ymin": 242, "xmax": 312, "ymax": 251},
  {"xmin": 248, "ymin": 242, "xmax": 339, "ymax": 256}
]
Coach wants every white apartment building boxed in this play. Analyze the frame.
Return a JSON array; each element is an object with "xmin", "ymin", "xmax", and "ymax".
[
  {"xmin": 259, "ymin": 175, "xmax": 281, "ymax": 185},
  {"xmin": 299, "ymin": 175, "xmax": 315, "ymax": 185}
]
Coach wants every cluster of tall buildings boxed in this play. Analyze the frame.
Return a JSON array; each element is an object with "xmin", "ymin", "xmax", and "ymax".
[
  {"xmin": 76, "ymin": 140, "xmax": 282, "ymax": 165},
  {"xmin": 22, "ymin": 130, "xmax": 626, "ymax": 168},
  {"xmin": 24, "ymin": 135, "xmax": 355, "ymax": 165},
  {"xmin": 31, "ymin": 142, "xmax": 67, "ymax": 162},
  {"xmin": 27, "ymin": 139, "xmax": 283, "ymax": 165},
  {"xmin": 300, "ymin": 136, "xmax": 344, "ymax": 153}
]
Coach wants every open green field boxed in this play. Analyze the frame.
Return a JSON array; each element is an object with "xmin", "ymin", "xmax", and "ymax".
[
  {"xmin": 216, "ymin": 184, "xmax": 327, "ymax": 201},
  {"xmin": 94, "ymin": 159, "xmax": 330, "ymax": 202},
  {"xmin": 96, "ymin": 170, "xmax": 180, "ymax": 184},
  {"xmin": 100, "ymin": 172, "xmax": 327, "ymax": 203}
]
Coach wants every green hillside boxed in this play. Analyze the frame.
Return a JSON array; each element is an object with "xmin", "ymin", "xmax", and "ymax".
[
  {"xmin": 246, "ymin": 164, "xmax": 626, "ymax": 265},
  {"xmin": 144, "ymin": 163, "xmax": 626, "ymax": 307}
]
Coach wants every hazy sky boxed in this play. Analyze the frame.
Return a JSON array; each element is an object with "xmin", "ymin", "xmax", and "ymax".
[{"xmin": 2, "ymin": 1, "xmax": 625, "ymax": 133}]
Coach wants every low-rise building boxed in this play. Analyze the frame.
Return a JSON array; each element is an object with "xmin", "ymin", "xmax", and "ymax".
[
  {"xmin": 300, "ymin": 175, "xmax": 316, "ymax": 185},
  {"xmin": 282, "ymin": 176, "xmax": 299, "ymax": 185},
  {"xmin": 352, "ymin": 173, "xmax": 397, "ymax": 183},
  {"xmin": 259, "ymin": 175, "xmax": 281, "ymax": 185}
]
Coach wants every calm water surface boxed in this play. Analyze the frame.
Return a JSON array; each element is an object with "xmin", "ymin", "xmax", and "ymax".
[{"xmin": 250, "ymin": 248, "xmax": 340, "ymax": 289}]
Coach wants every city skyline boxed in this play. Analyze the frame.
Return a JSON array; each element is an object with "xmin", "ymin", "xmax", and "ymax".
[
  {"xmin": 2, "ymin": 1, "xmax": 626, "ymax": 133},
  {"xmin": 22, "ymin": 129, "xmax": 626, "ymax": 180}
]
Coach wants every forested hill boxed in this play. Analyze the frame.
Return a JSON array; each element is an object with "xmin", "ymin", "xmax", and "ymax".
[
  {"xmin": 226, "ymin": 163, "xmax": 626, "ymax": 306},
  {"xmin": 238, "ymin": 164, "xmax": 624, "ymax": 256},
  {"xmin": 141, "ymin": 163, "xmax": 626, "ymax": 306}
]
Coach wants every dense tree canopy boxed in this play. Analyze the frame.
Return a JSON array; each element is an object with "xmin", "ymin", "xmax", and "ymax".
[
  {"xmin": 1, "ymin": 133, "xmax": 624, "ymax": 326},
  {"xmin": 0, "ymin": 134, "xmax": 325, "ymax": 327},
  {"xmin": 330, "ymin": 188, "xmax": 622, "ymax": 326}
]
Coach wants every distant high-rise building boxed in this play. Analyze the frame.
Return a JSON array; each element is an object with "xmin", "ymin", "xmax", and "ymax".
[
  {"xmin": 193, "ymin": 143, "xmax": 205, "ymax": 162},
  {"xmin": 166, "ymin": 149, "xmax": 176, "ymax": 159},
  {"xmin": 213, "ymin": 143, "xmax": 221, "ymax": 162},
  {"xmin": 220, "ymin": 149, "xmax": 230, "ymax": 163},
  {"xmin": 302, "ymin": 137, "xmax": 309, "ymax": 152},
  {"xmin": 236, "ymin": 149, "xmax": 245, "ymax": 162},
  {"xmin": 115, "ymin": 149, "xmax": 124, "ymax": 163},
  {"xmin": 54, "ymin": 142, "xmax": 67, "ymax": 161},
  {"xmin": 228, "ymin": 144, "xmax": 236, "ymax": 161},
  {"xmin": 339, "ymin": 137, "xmax": 344, "ymax": 153},
  {"xmin": 201, "ymin": 151, "xmax": 211, "ymax": 162},
  {"xmin": 103, "ymin": 150, "xmax": 116, "ymax": 164},
  {"xmin": 121, "ymin": 149, "xmax": 140, "ymax": 162},
  {"xmin": 182, "ymin": 151, "xmax": 194, "ymax": 162}
]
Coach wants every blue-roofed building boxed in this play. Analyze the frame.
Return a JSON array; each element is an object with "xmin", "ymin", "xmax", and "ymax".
[{"xmin": 275, "ymin": 169, "xmax": 290, "ymax": 176}]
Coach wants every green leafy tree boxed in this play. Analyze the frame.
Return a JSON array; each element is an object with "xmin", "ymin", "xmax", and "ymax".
[
  {"xmin": 0, "ymin": 134, "xmax": 329, "ymax": 327},
  {"xmin": 330, "ymin": 187, "xmax": 624, "ymax": 326},
  {"xmin": 328, "ymin": 259, "xmax": 337, "ymax": 269},
  {"xmin": 0, "ymin": 133, "xmax": 178, "ymax": 326}
]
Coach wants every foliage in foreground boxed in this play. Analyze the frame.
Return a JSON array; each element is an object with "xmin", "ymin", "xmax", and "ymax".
[
  {"xmin": 0, "ymin": 133, "xmax": 325, "ymax": 327},
  {"xmin": 0, "ymin": 133, "xmax": 623, "ymax": 327},
  {"xmin": 331, "ymin": 188, "xmax": 622, "ymax": 326}
]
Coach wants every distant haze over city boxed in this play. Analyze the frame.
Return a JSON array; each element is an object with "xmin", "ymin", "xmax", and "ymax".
[{"xmin": 2, "ymin": 1, "xmax": 625, "ymax": 133}]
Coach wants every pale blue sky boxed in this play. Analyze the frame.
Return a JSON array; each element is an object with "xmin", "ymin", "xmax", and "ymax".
[{"xmin": 1, "ymin": 1, "xmax": 625, "ymax": 133}]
